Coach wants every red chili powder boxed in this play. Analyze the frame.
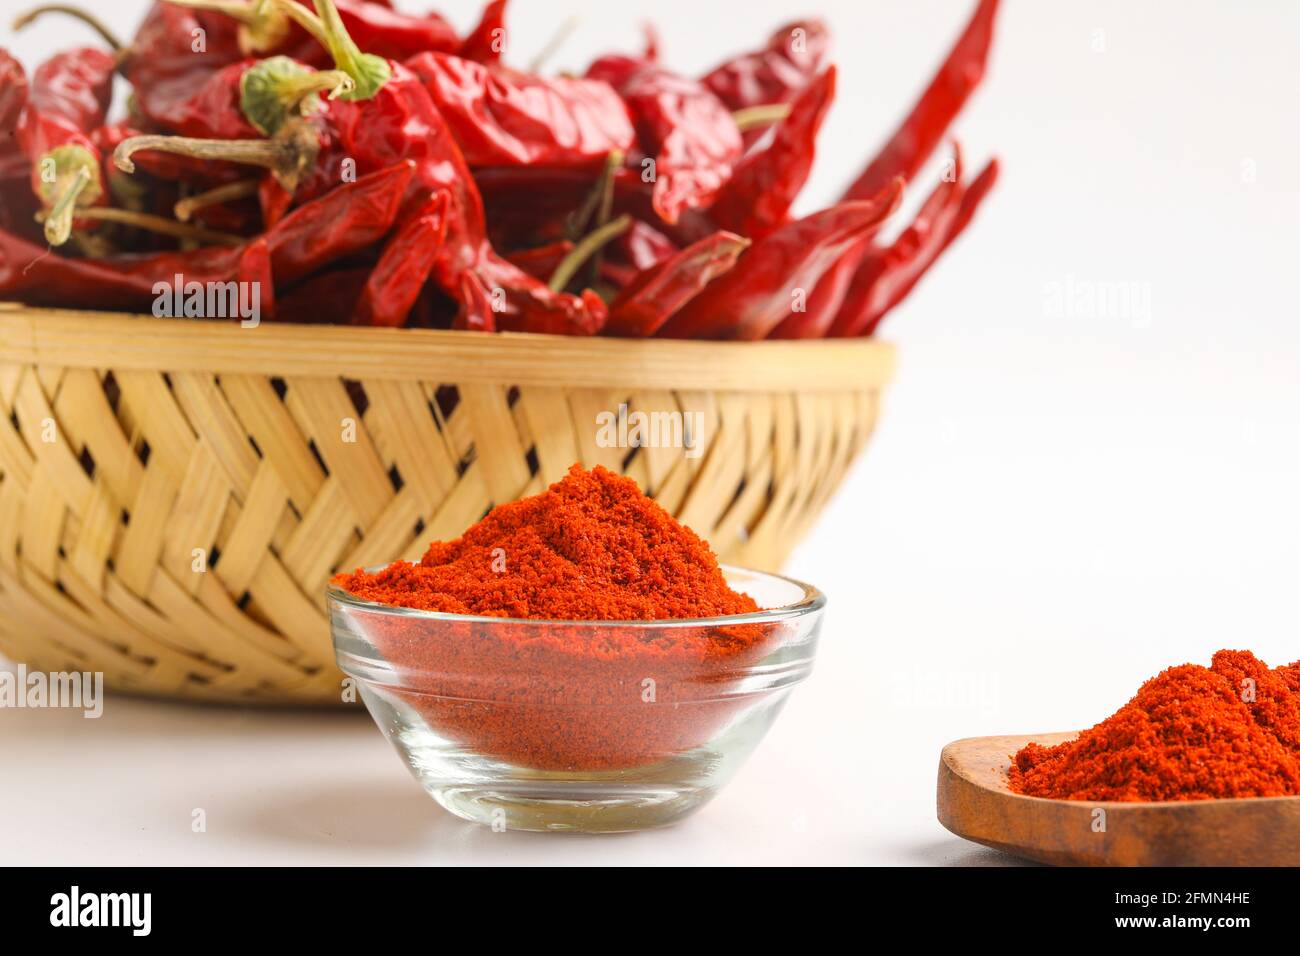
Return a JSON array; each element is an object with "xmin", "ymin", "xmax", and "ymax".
[
  {"xmin": 1009, "ymin": 650, "xmax": 1300, "ymax": 801},
  {"xmin": 334, "ymin": 465, "xmax": 778, "ymax": 771}
]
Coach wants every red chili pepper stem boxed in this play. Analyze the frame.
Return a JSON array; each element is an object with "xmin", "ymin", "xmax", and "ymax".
[
  {"xmin": 113, "ymin": 121, "xmax": 320, "ymax": 193},
  {"xmin": 239, "ymin": 57, "xmax": 355, "ymax": 135},
  {"xmin": 40, "ymin": 161, "xmax": 96, "ymax": 246},
  {"xmin": 161, "ymin": 0, "xmax": 291, "ymax": 55},
  {"xmin": 174, "ymin": 178, "xmax": 260, "ymax": 222},
  {"xmin": 565, "ymin": 149, "xmax": 625, "ymax": 241},
  {"xmin": 732, "ymin": 103, "xmax": 792, "ymax": 133},
  {"xmin": 35, "ymin": 143, "xmax": 105, "ymax": 246},
  {"xmin": 298, "ymin": 0, "xmax": 391, "ymax": 100},
  {"xmin": 12, "ymin": 4, "xmax": 124, "ymax": 51},
  {"xmin": 549, "ymin": 214, "xmax": 631, "ymax": 293},
  {"xmin": 38, "ymin": 204, "xmax": 245, "ymax": 246}
]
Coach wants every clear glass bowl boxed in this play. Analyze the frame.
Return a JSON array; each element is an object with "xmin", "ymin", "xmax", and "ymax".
[{"xmin": 328, "ymin": 566, "xmax": 826, "ymax": 833}]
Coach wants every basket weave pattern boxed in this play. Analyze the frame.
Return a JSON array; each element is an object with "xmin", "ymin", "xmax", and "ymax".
[{"xmin": 0, "ymin": 305, "xmax": 893, "ymax": 704}]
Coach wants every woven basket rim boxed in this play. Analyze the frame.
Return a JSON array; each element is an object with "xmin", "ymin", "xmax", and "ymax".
[{"xmin": 0, "ymin": 302, "xmax": 895, "ymax": 392}]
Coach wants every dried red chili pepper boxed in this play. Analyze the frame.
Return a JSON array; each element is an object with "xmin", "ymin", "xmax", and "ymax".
[
  {"xmin": 455, "ymin": 270, "xmax": 495, "ymax": 332},
  {"xmin": 109, "ymin": 52, "xmax": 363, "ymax": 230},
  {"xmin": 298, "ymin": 0, "xmax": 606, "ymax": 334},
  {"xmin": 354, "ymin": 191, "xmax": 449, "ymax": 327},
  {"xmin": 16, "ymin": 48, "xmax": 117, "ymax": 245},
  {"xmin": 0, "ymin": 51, "xmax": 33, "ymax": 236},
  {"xmin": 641, "ymin": 23, "xmax": 661, "ymax": 63},
  {"xmin": 404, "ymin": 51, "xmax": 635, "ymax": 168},
  {"xmin": 261, "ymin": 159, "xmax": 414, "ymax": 283},
  {"xmin": 582, "ymin": 53, "xmax": 642, "ymax": 92},
  {"xmin": 24, "ymin": 46, "xmax": 115, "ymax": 132},
  {"xmin": 766, "ymin": 244, "xmax": 860, "ymax": 340},
  {"xmin": 458, "ymin": 0, "xmax": 509, "ymax": 64},
  {"xmin": 160, "ymin": 0, "xmax": 460, "ymax": 63},
  {"xmin": 587, "ymin": 57, "xmax": 743, "ymax": 224},
  {"xmin": 160, "ymin": 59, "xmax": 263, "ymax": 139},
  {"xmin": 829, "ymin": 151, "xmax": 998, "ymax": 338},
  {"xmin": 659, "ymin": 181, "xmax": 903, "ymax": 340},
  {"xmin": 701, "ymin": 20, "xmax": 830, "ymax": 112},
  {"xmin": 614, "ymin": 218, "xmax": 677, "ymax": 271},
  {"xmin": 123, "ymin": 2, "xmax": 245, "ymax": 129},
  {"xmin": 842, "ymin": 0, "xmax": 998, "ymax": 201},
  {"xmin": 802, "ymin": 0, "xmax": 999, "ymax": 340},
  {"xmin": 859, "ymin": 157, "xmax": 999, "ymax": 336},
  {"xmin": 457, "ymin": 268, "xmax": 607, "ymax": 335},
  {"xmin": 605, "ymin": 231, "xmax": 749, "ymax": 338},
  {"xmin": 311, "ymin": 0, "xmax": 458, "ymax": 62},
  {"xmin": 113, "ymin": 139, "xmax": 408, "ymax": 273},
  {"xmin": 0, "ymin": 225, "xmax": 271, "ymax": 312},
  {"xmin": 0, "ymin": 49, "xmax": 29, "ymax": 133},
  {"xmin": 708, "ymin": 66, "xmax": 836, "ymax": 240},
  {"xmin": 936, "ymin": 156, "xmax": 999, "ymax": 256}
]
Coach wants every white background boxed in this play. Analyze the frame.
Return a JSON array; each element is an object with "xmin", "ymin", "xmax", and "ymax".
[{"xmin": 2, "ymin": 0, "xmax": 1298, "ymax": 865}]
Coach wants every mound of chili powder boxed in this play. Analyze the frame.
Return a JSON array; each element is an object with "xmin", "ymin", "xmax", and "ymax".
[
  {"xmin": 334, "ymin": 465, "xmax": 778, "ymax": 771},
  {"xmin": 337, "ymin": 464, "xmax": 758, "ymax": 620},
  {"xmin": 1009, "ymin": 650, "xmax": 1300, "ymax": 802}
]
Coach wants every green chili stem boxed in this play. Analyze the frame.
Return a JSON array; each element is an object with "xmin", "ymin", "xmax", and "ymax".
[
  {"xmin": 312, "ymin": 0, "xmax": 355, "ymax": 58},
  {"xmin": 174, "ymin": 178, "xmax": 260, "ymax": 222},
  {"xmin": 280, "ymin": 68, "xmax": 354, "ymax": 104},
  {"xmin": 304, "ymin": 0, "xmax": 391, "ymax": 99},
  {"xmin": 41, "ymin": 166, "xmax": 94, "ymax": 246},
  {"xmin": 45, "ymin": 206, "xmax": 245, "ymax": 246},
  {"xmin": 549, "ymin": 214, "xmax": 631, "ymax": 293},
  {"xmin": 267, "ymin": 0, "xmax": 327, "ymax": 45},
  {"xmin": 732, "ymin": 103, "xmax": 793, "ymax": 132},
  {"xmin": 596, "ymin": 163, "xmax": 621, "ymax": 229},
  {"xmin": 566, "ymin": 149, "xmax": 624, "ymax": 240},
  {"xmin": 12, "ymin": 3, "xmax": 124, "ymax": 50}
]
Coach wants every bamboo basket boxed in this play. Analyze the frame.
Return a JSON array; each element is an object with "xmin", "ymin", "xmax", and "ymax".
[{"xmin": 0, "ymin": 302, "xmax": 894, "ymax": 705}]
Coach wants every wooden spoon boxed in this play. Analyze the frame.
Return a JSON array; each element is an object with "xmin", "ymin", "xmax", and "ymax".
[{"xmin": 938, "ymin": 733, "xmax": 1300, "ymax": 866}]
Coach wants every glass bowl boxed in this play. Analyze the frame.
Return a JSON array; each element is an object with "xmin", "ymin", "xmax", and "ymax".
[{"xmin": 328, "ymin": 565, "xmax": 826, "ymax": 833}]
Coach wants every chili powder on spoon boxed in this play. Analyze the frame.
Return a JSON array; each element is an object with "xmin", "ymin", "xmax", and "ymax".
[
  {"xmin": 1009, "ymin": 650, "xmax": 1300, "ymax": 801},
  {"xmin": 334, "ymin": 465, "xmax": 779, "ymax": 771}
]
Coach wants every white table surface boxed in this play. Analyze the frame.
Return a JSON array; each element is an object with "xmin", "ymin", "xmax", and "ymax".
[
  {"xmin": 3, "ymin": 0, "xmax": 1298, "ymax": 865},
  {"xmin": 0, "ymin": 664, "xmax": 1023, "ymax": 867}
]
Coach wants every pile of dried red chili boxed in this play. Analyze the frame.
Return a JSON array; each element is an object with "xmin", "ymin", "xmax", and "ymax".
[
  {"xmin": 334, "ymin": 465, "xmax": 778, "ymax": 770},
  {"xmin": 0, "ymin": 0, "xmax": 1000, "ymax": 337},
  {"xmin": 1009, "ymin": 650, "xmax": 1300, "ymax": 802}
]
